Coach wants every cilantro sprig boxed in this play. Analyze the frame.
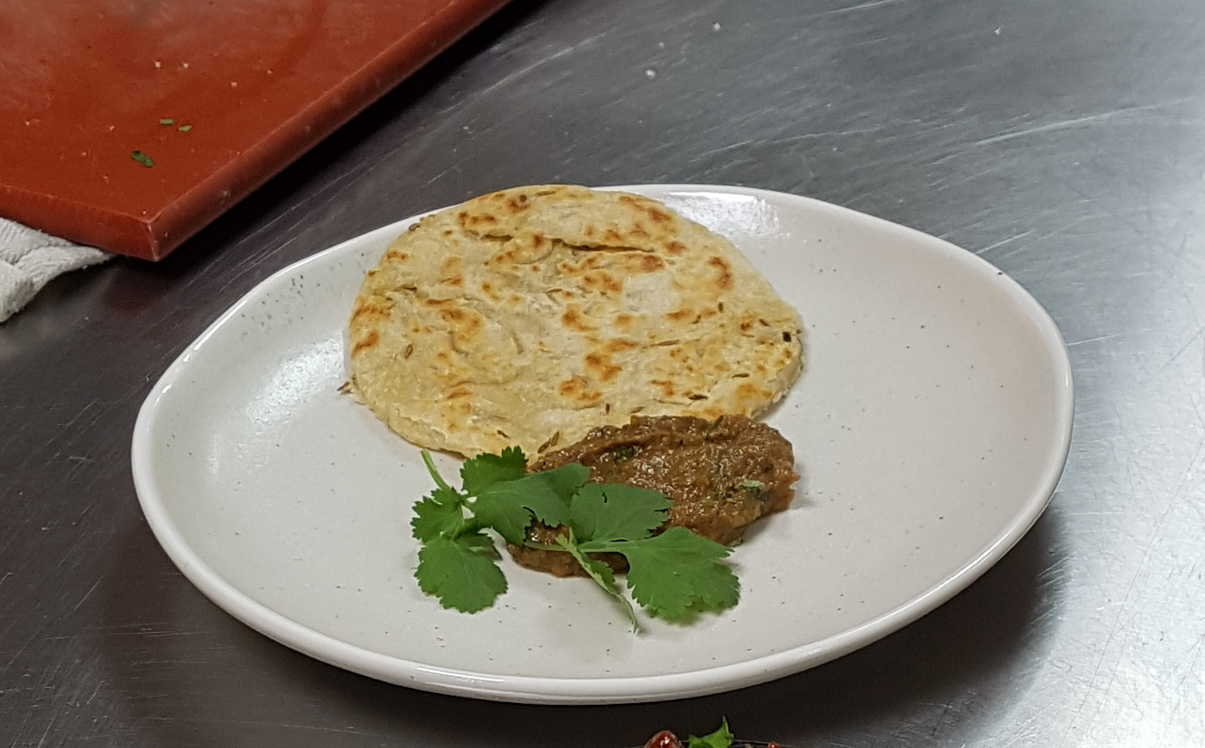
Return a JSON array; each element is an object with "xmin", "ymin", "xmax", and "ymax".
[{"xmin": 411, "ymin": 448, "xmax": 739, "ymax": 628}]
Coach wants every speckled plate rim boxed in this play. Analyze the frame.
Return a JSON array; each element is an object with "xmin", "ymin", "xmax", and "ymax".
[{"xmin": 132, "ymin": 184, "xmax": 1074, "ymax": 704}]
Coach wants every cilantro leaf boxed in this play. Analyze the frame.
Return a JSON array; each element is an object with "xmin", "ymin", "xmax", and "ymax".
[
  {"xmin": 570, "ymin": 483, "xmax": 670, "ymax": 543},
  {"xmin": 460, "ymin": 447, "xmax": 526, "ymax": 495},
  {"xmin": 412, "ymin": 451, "xmax": 467, "ymax": 540},
  {"xmin": 687, "ymin": 719, "xmax": 734, "ymax": 748},
  {"xmin": 537, "ymin": 462, "xmax": 591, "ymax": 501},
  {"xmin": 556, "ymin": 532, "xmax": 638, "ymax": 631},
  {"xmin": 611, "ymin": 527, "xmax": 740, "ymax": 621},
  {"xmin": 472, "ymin": 472, "xmax": 571, "ymax": 544},
  {"xmin": 457, "ymin": 531, "xmax": 500, "ymax": 557},
  {"xmin": 411, "ymin": 486, "xmax": 464, "ymax": 541},
  {"xmin": 469, "ymin": 463, "xmax": 587, "ymax": 544},
  {"xmin": 415, "ymin": 534, "xmax": 506, "ymax": 612}
]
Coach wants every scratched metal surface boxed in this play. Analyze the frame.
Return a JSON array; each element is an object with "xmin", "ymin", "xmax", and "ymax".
[{"xmin": 2, "ymin": 0, "xmax": 1203, "ymax": 745}]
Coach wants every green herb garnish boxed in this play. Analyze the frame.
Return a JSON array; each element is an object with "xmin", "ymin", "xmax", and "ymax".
[
  {"xmin": 159, "ymin": 118, "xmax": 175, "ymax": 126},
  {"xmin": 412, "ymin": 448, "xmax": 739, "ymax": 629},
  {"xmin": 130, "ymin": 150, "xmax": 154, "ymax": 167},
  {"xmin": 739, "ymin": 479, "xmax": 764, "ymax": 490},
  {"xmin": 178, "ymin": 124, "xmax": 193, "ymax": 133},
  {"xmin": 687, "ymin": 719, "xmax": 735, "ymax": 748}
]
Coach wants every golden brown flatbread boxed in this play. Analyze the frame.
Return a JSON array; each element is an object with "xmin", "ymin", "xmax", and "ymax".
[{"xmin": 347, "ymin": 185, "xmax": 802, "ymax": 457}]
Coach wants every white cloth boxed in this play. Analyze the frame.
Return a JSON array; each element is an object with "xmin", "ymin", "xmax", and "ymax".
[{"xmin": 0, "ymin": 219, "xmax": 111, "ymax": 323}]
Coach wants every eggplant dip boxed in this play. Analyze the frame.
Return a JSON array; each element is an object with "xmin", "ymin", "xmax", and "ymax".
[{"xmin": 509, "ymin": 414, "xmax": 798, "ymax": 577}]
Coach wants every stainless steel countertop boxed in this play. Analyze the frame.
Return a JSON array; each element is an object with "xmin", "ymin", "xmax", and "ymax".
[{"xmin": 3, "ymin": 0, "xmax": 1203, "ymax": 745}]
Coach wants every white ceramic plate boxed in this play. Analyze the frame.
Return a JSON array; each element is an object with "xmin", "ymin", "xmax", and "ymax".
[{"xmin": 132, "ymin": 185, "xmax": 1072, "ymax": 704}]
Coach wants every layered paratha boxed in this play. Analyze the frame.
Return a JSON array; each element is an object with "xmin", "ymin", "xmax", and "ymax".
[{"xmin": 347, "ymin": 185, "xmax": 802, "ymax": 457}]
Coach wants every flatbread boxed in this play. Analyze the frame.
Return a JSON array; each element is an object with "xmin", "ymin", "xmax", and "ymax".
[{"xmin": 347, "ymin": 185, "xmax": 802, "ymax": 457}]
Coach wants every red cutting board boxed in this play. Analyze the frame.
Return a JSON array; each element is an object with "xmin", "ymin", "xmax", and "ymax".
[{"xmin": 0, "ymin": 0, "xmax": 508, "ymax": 260}]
